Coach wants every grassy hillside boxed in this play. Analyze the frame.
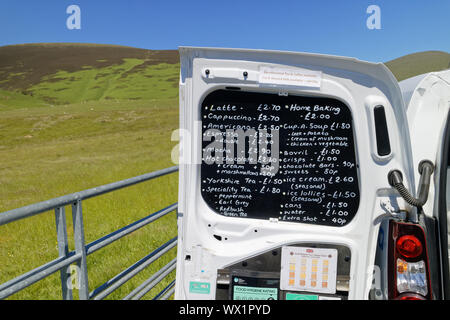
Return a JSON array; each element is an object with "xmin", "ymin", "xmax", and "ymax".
[
  {"xmin": 0, "ymin": 44, "xmax": 180, "ymax": 300},
  {"xmin": 0, "ymin": 43, "xmax": 179, "ymax": 108},
  {"xmin": 385, "ymin": 50, "xmax": 450, "ymax": 81},
  {"xmin": 1, "ymin": 44, "xmax": 448, "ymax": 107}
]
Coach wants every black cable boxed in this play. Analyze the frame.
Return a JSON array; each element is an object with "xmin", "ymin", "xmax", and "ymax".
[{"xmin": 388, "ymin": 160, "xmax": 434, "ymax": 208}]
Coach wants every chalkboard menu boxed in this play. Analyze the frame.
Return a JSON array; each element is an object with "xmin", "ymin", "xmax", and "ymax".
[{"xmin": 201, "ymin": 90, "xmax": 359, "ymax": 227}]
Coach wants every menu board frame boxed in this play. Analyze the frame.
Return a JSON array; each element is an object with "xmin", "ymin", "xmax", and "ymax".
[{"xmin": 200, "ymin": 89, "xmax": 361, "ymax": 227}]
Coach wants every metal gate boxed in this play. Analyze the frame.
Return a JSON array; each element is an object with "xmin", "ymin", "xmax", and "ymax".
[{"xmin": 0, "ymin": 166, "xmax": 179, "ymax": 300}]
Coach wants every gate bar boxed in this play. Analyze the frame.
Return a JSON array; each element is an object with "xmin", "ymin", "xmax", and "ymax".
[
  {"xmin": 0, "ymin": 253, "xmax": 81, "ymax": 300},
  {"xmin": 160, "ymin": 286, "xmax": 175, "ymax": 300},
  {"xmin": 0, "ymin": 166, "xmax": 179, "ymax": 300},
  {"xmin": 54, "ymin": 206, "xmax": 73, "ymax": 300},
  {"xmin": 154, "ymin": 279, "xmax": 175, "ymax": 300},
  {"xmin": 91, "ymin": 237, "xmax": 177, "ymax": 300},
  {"xmin": 126, "ymin": 258, "xmax": 177, "ymax": 300},
  {"xmin": 72, "ymin": 200, "xmax": 89, "ymax": 300},
  {"xmin": 0, "ymin": 166, "xmax": 179, "ymax": 226},
  {"xmin": 85, "ymin": 203, "xmax": 177, "ymax": 256}
]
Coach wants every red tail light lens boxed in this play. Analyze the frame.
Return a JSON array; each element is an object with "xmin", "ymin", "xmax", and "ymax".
[
  {"xmin": 396, "ymin": 235, "xmax": 423, "ymax": 258},
  {"xmin": 388, "ymin": 221, "xmax": 432, "ymax": 300},
  {"xmin": 396, "ymin": 293, "xmax": 426, "ymax": 300}
]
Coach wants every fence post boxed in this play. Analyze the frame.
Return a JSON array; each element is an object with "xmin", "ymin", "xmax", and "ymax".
[
  {"xmin": 54, "ymin": 206, "xmax": 73, "ymax": 300},
  {"xmin": 71, "ymin": 199, "xmax": 89, "ymax": 300}
]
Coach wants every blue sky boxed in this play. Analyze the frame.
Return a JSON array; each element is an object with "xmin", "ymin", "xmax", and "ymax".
[{"xmin": 0, "ymin": 0, "xmax": 448, "ymax": 62}]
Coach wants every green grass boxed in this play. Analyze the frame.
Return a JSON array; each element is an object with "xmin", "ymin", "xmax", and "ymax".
[
  {"xmin": 0, "ymin": 89, "xmax": 48, "ymax": 110},
  {"xmin": 0, "ymin": 98, "xmax": 180, "ymax": 300},
  {"xmin": 25, "ymin": 60, "xmax": 179, "ymax": 105},
  {"xmin": 385, "ymin": 50, "xmax": 450, "ymax": 81}
]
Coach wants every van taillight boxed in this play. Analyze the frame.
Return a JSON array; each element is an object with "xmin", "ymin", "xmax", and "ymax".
[
  {"xmin": 396, "ymin": 235, "xmax": 423, "ymax": 258},
  {"xmin": 397, "ymin": 293, "xmax": 426, "ymax": 300},
  {"xmin": 388, "ymin": 221, "xmax": 432, "ymax": 300}
]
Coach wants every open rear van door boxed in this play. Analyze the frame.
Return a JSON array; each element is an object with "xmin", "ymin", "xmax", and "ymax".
[
  {"xmin": 175, "ymin": 47, "xmax": 417, "ymax": 300},
  {"xmin": 402, "ymin": 69, "xmax": 450, "ymax": 299}
]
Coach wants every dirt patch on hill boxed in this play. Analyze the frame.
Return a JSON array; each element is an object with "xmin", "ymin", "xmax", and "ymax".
[{"xmin": 0, "ymin": 43, "xmax": 179, "ymax": 91}]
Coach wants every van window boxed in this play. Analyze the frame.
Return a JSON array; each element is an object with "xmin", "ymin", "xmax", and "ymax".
[{"xmin": 200, "ymin": 90, "xmax": 360, "ymax": 227}]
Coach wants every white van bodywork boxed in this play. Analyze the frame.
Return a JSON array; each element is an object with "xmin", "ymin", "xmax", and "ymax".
[
  {"xmin": 402, "ymin": 70, "xmax": 450, "ymax": 219},
  {"xmin": 401, "ymin": 70, "xmax": 450, "ymax": 294},
  {"xmin": 175, "ymin": 47, "xmax": 428, "ymax": 300}
]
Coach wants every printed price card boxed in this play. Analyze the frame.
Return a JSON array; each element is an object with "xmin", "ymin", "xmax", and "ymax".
[{"xmin": 280, "ymin": 246, "xmax": 338, "ymax": 294}]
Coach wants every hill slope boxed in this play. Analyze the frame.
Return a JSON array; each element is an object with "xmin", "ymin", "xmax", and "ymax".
[
  {"xmin": 0, "ymin": 44, "xmax": 448, "ymax": 109},
  {"xmin": 0, "ymin": 43, "xmax": 179, "ymax": 107},
  {"xmin": 384, "ymin": 50, "xmax": 450, "ymax": 81}
]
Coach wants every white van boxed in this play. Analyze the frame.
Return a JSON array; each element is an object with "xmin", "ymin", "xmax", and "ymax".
[
  {"xmin": 400, "ymin": 69, "xmax": 450, "ymax": 298},
  {"xmin": 174, "ymin": 47, "xmax": 450, "ymax": 300}
]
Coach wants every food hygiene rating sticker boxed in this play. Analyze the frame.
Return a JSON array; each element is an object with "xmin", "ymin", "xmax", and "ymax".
[
  {"xmin": 280, "ymin": 246, "xmax": 338, "ymax": 294},
  {"xmin": 233, "ymin": 286, "xmax": 278, "ymax": 300}
]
